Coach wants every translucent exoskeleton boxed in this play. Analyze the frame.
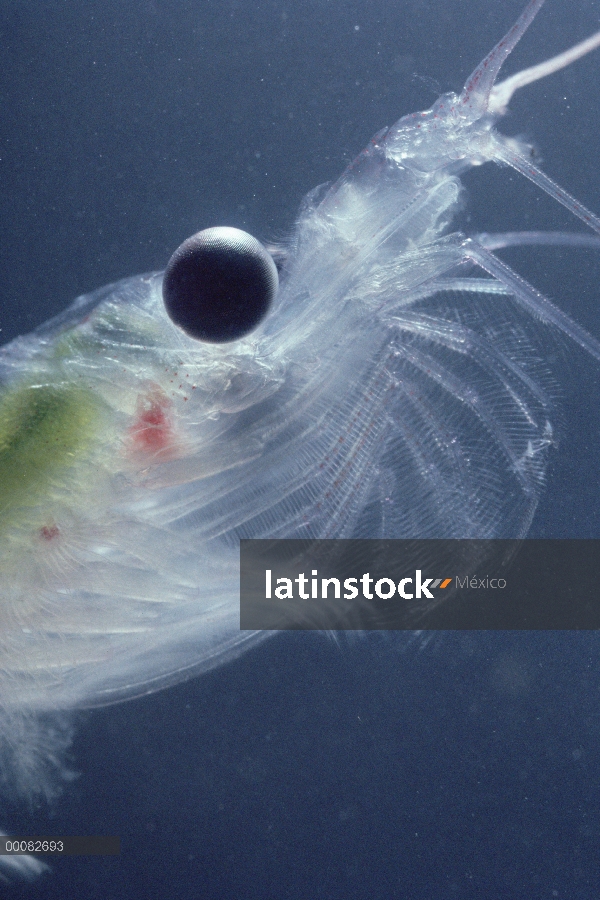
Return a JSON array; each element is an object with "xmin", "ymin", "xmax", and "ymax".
[{"xmin": 1, "ymin": 0, "xmax": 600, "ymax": 875}]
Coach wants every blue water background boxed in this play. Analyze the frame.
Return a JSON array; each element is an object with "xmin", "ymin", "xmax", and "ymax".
[{"xmin": 2, "ymin": 0, "xmax": 600, "ymax": 897}]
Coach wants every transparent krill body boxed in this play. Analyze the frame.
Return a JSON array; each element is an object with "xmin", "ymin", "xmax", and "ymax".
[{"xmin": 1, "ymin": 0, "xmax": 600, "ymax": 878}]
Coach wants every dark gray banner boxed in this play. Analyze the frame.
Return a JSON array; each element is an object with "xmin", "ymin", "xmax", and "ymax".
[
  {"xmin": 240, "ymin": 540, "xmax": 600, "ymax": 630},
  {"xmin": 0, "ymin": 836, "xmax": 120, "ymax": 856}
]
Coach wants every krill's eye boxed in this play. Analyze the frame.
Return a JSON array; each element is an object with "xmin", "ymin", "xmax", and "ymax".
[{"xmin": 162, "ymin": 226, "xmax": 278, "ymax": 343}]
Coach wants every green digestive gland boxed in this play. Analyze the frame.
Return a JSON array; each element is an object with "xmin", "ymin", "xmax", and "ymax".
[{"xmin": 0, "ymin": 381, "xmax": 99, "ymax": 527}]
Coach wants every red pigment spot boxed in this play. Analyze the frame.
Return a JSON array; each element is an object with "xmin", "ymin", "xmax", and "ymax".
[
  {"xmin": 40, "ymin": 524, "xmax": 60, "ymax": 541},
  {"xmin": 128, "ymin": 387, "xmax": 178, "ymax": 459}
]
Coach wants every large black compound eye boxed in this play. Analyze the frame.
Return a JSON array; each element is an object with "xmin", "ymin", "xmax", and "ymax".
[{"xmin": 162, "ymin": 226, "xmax": 278, "ymax": 343}]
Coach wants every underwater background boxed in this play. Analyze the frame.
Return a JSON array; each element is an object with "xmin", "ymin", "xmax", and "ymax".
[{"xmin": 2, "ymin": 0, "xmax": 600, "ymax": 896}]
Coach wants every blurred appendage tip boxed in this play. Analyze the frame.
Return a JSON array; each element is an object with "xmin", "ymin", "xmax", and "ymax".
[{"xmin": 0, "ymin": 834, "xmax": 49, "ymax": 883}]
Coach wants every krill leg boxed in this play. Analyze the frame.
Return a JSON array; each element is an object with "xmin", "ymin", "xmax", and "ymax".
[
  {"xmin": 462, "ymin": 238, "xmax": 600, "ymax": 361},
  {"xmin": 474, "ymin": 232, "xmax": 600, "ymax": 252}
]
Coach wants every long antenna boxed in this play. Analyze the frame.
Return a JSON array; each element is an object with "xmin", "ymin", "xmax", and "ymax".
[
  {"xmin": 461, "ymin": 0, "xmax": 546, "ymax": 114},
  {"xmin": 490, "ymin": 29, "xmax": 600, "ymax": 115}
]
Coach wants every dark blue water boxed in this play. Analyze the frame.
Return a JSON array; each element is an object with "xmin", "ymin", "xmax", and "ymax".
[{"xmin": 2, "ymin": 0, "xmax": 600, "ymax": 897}]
